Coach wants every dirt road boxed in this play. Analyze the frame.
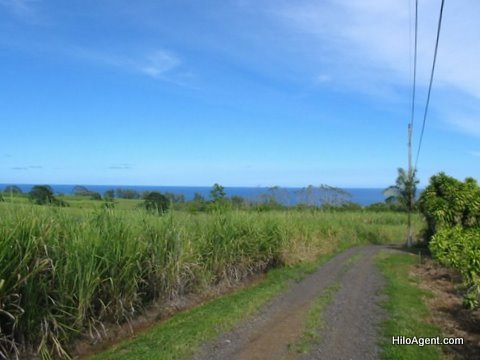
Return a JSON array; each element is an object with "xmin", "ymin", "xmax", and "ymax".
[{"xmin": 194, "ymin": 245, "xmax": 389, "ymax": 360}]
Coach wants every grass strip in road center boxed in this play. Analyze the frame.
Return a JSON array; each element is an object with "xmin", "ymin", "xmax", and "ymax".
[
  {"xmin": 289, "ymin": 281, "xmax": 341, "ymax": 356},
  {"xmin": 288, "ymin": 252, "xmax": 363, "ymax": 356}
]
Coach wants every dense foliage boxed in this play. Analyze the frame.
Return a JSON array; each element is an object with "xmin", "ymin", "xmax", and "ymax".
[
  {"xmin": 2, "ymin": 185, "xmax": 22, "ymax": 194},
  {"xmin": 73, "ymin": 185, "xmax": 102, "ymax": 200},
  {"xmin": 418, "ymin": 172, "xmax": 480, "ymax": 239},
  {"xmin": 419, "ymin": 172, "xmax": 480, "ymax": 308},
  {"xmin": 29, "ymin": 185, "xmax": 67, "ymax": 206},
  {"xmin": 143, "ymin": 191, "xmax": 170, "ymax": 213},
  {"xmin": 384, "ymin": 168, "xmax": 419, "ymax": 212},
  {"xmin": 430, "ymin": 226, "xmax": 480, "ymax": 308}
]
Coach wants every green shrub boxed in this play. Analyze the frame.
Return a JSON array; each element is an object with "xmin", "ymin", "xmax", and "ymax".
[
  {"xmin": 419, "ymin": 173, "xmax": 480, "ymax": 240},
  {"xmin": 430, "ymin": 226, "xmax": 480, "ymax": 308},
  {"xmin": 143, "ymin": 192, "xmax": 170, "ymax": 214}
]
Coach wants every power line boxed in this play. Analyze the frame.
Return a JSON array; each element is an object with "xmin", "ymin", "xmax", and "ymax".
[{"xmin": 415, "ymin": 0, "xmax": 446, "ymax": 170}]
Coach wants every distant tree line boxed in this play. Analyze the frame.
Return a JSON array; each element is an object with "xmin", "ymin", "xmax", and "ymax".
[{"xmin": 2, "ymin": 183, "xmax": 413, "ymax": 213}]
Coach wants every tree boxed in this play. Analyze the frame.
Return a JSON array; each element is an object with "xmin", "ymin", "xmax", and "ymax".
[
  {"xmin": 384, "ymin": 168, "xmax": 419, "ymax": 211},
  {"xmin": 318, "ymin": 184, "xmax": 351, "ymax": 207},
  {"xmin": 104, "ymin": 189, "xmax": 115, "ymax": 199},
  {"xmin": 116, "ymin": 188, "xmax": 140, "ymax": 199},
  {"xmin": 73, "ymin": 185, "xmax": 90, "ymax": 196},
  {"xmin": 210, "ymin": 183, "xmax": 226, "ymax": 202},
  {"xmin": 3, "ymin": 185, "xmax": 22, "ymax": 194},
  {"xmin": 296, "ymin": 185, "xmax": 316, "ymax": 206},
  {"xmin": 186, "ymin": 192, "xmax": 207, "ymax": 212},
  {"xmin": 385, "ymin": 168, "xmax": 419, "ymax": 246},
  {"xmin": 231, "ymin": 195, "xmax": 246, "ymax": 209},
  {"xmin": 29, "ymin": 185, "xmax": 67, "ymax": 206},
  {"xmin": 89, "ymin": 192, "xmax": 102, "ymax": 200},
  {"xmin": 256, "ymin": 187, "xmax": 285, "ymax": 211},
  {"xmin": 193, "ymin": 192, "xmax": 205, "ymax": 202},
  {"xmin": 418, "ymin": 172, "xmax": 480, "ymax": 240},
  {"xmin": 164, "ymin": 192, "xmax": 185, "ymax": 204},
  {"xmin": 73, "ymin": 185, "xmax": 101, "ymax": 200},
  {"xmin": 143, "ymin": 192, "xmax": 170, "ymax": 214}
]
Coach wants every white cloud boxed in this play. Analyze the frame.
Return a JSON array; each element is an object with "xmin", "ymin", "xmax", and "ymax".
[
  {"xmin": 471, "ymin": 151, "xmax": 480, "ymax": 158},
  {"xmin": 266, "ymin": 0, "xmax": 480, "ymax": 135},
  {"xmin": 270, "ymin": 0, "xmax": 413, "ymax": 92},
  {"xmin": 138, "ymin": 50, "xmax": 180, "ymax": 78},
  {"xmin": 69, "ymin": 47, "xmax": 182, "ymax": 81},
  {"xmin": 269, "ymin": 0, "xmax": 480, "ymax": 98},
  {"xmin": 446, "ymin": 116, "xmax": 480, "ymax": 137}
]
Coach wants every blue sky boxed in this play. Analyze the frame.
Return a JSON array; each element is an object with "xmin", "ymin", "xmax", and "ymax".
[{"xmin": 1, "ymin": 0, "xmax": 479, "ymax": 187}]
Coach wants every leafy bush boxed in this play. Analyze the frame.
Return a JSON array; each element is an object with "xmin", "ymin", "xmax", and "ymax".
[
  {"xmin": 418, "ymin": 172, "xmax": 480, "ymax": 240},
  {"xmin": 143, "ymin": 192, "xmax": 170, "ymax": 214},
  {"xmin": 430, "ymin": 227, "xmax": 480, "ymax": 308},
  {"xmin": 3, "ymin": 185, "xmax": 22, "ymax": 194},
  {"xmin": 73, "ymin": 185, "xmax": 102, "ymax": 200},
  {"xmin": 421, "ymin": 172, "xmax": 480, "ymax": 309},
  {"xmin": 115, "ymin": 188, "xmax": 140, "ymax": 199},
  {"xmin": 29, "ymin": 185, "xmax": 68, "ymax": 206}
]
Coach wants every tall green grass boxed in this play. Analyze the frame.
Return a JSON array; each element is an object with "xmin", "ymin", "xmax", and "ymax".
[{"xmin": 0, "ymin": 203, "xmax": 420, "ymax": 359}]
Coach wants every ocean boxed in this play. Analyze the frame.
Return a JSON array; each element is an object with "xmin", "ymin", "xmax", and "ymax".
[{"xmin": 1, "ymin": 184, "xmax": 388, "ymax": 206}]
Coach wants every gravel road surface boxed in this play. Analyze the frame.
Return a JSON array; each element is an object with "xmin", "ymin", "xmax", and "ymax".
[{"xmin": 194, "ymin": 245, "xmax": 390, "ymax": 360}]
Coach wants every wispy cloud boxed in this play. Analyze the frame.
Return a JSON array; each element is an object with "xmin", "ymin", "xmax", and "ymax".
[
  {"xmin": 10, "ymin": 165, "xmax": 43, "ymax": 170},
  {"xmin": 269, "ymin": 0, "xmax": 480, "ymax": 100},
  {"xmin": 108, "ymin": 163, "xmax": 133, "ymax": 170},
  {"xmin": 266, "ymin": 0, "xmax": 480, "ymax": 138},
  {"xmin": 471, "ymin": 151, "xmax": 480, "ymax": 158},
  {"xmin": 269, "ymin": 0, "xmax": 411, "ymax": 93},
  {"xmin": 70, "ymin": 47, "xmax": 185, "ymax": 83},
  {"xmin": 446, "ymin": 117, "xmax": 480, "ymax": 138},
  {"xmin": 138, "ymin": 50, "xmax": 180, "ymax": 78}
]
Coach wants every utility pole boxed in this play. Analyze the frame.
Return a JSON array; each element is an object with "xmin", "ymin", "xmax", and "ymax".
[{"xmin": 407, "ymin": 123, "xmax": 413, "ymax": 247}]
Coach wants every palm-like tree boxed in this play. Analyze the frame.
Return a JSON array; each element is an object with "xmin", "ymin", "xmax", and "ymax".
[
  {"xmin": 384, "ymin": 168, "xmax": 419, "ymax": 247},
  {"xmin": 384, "ymin": 168, "xmax": 419, "ymax": 211}
]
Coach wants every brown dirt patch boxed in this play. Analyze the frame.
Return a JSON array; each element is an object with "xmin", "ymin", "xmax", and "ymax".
[{"xmin": 413, "ymin": 257, "xmax": 480, "ymax": 359}]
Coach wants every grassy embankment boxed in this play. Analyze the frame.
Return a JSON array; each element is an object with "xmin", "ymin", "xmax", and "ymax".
[
  {"xmin": 0, "ymin": 201, "xmax": 422, "ymax": 359},
  {"xmin": 377, "ymin": 252, "xmax": 443, "ymax": 360}
]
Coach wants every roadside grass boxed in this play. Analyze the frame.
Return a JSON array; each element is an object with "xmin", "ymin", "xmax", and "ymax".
[
  {"xmin": 376, "ymin": 252, "xmax": 443, "ymax": 360},
  {"xmin": 88, "ymin": 250, "xmax": 347, "ymax": 360}
]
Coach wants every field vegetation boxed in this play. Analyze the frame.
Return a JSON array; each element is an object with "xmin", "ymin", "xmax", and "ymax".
[{"xmin": 0, "ymin": 184, "xmax": 422, "ymax": 359}]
